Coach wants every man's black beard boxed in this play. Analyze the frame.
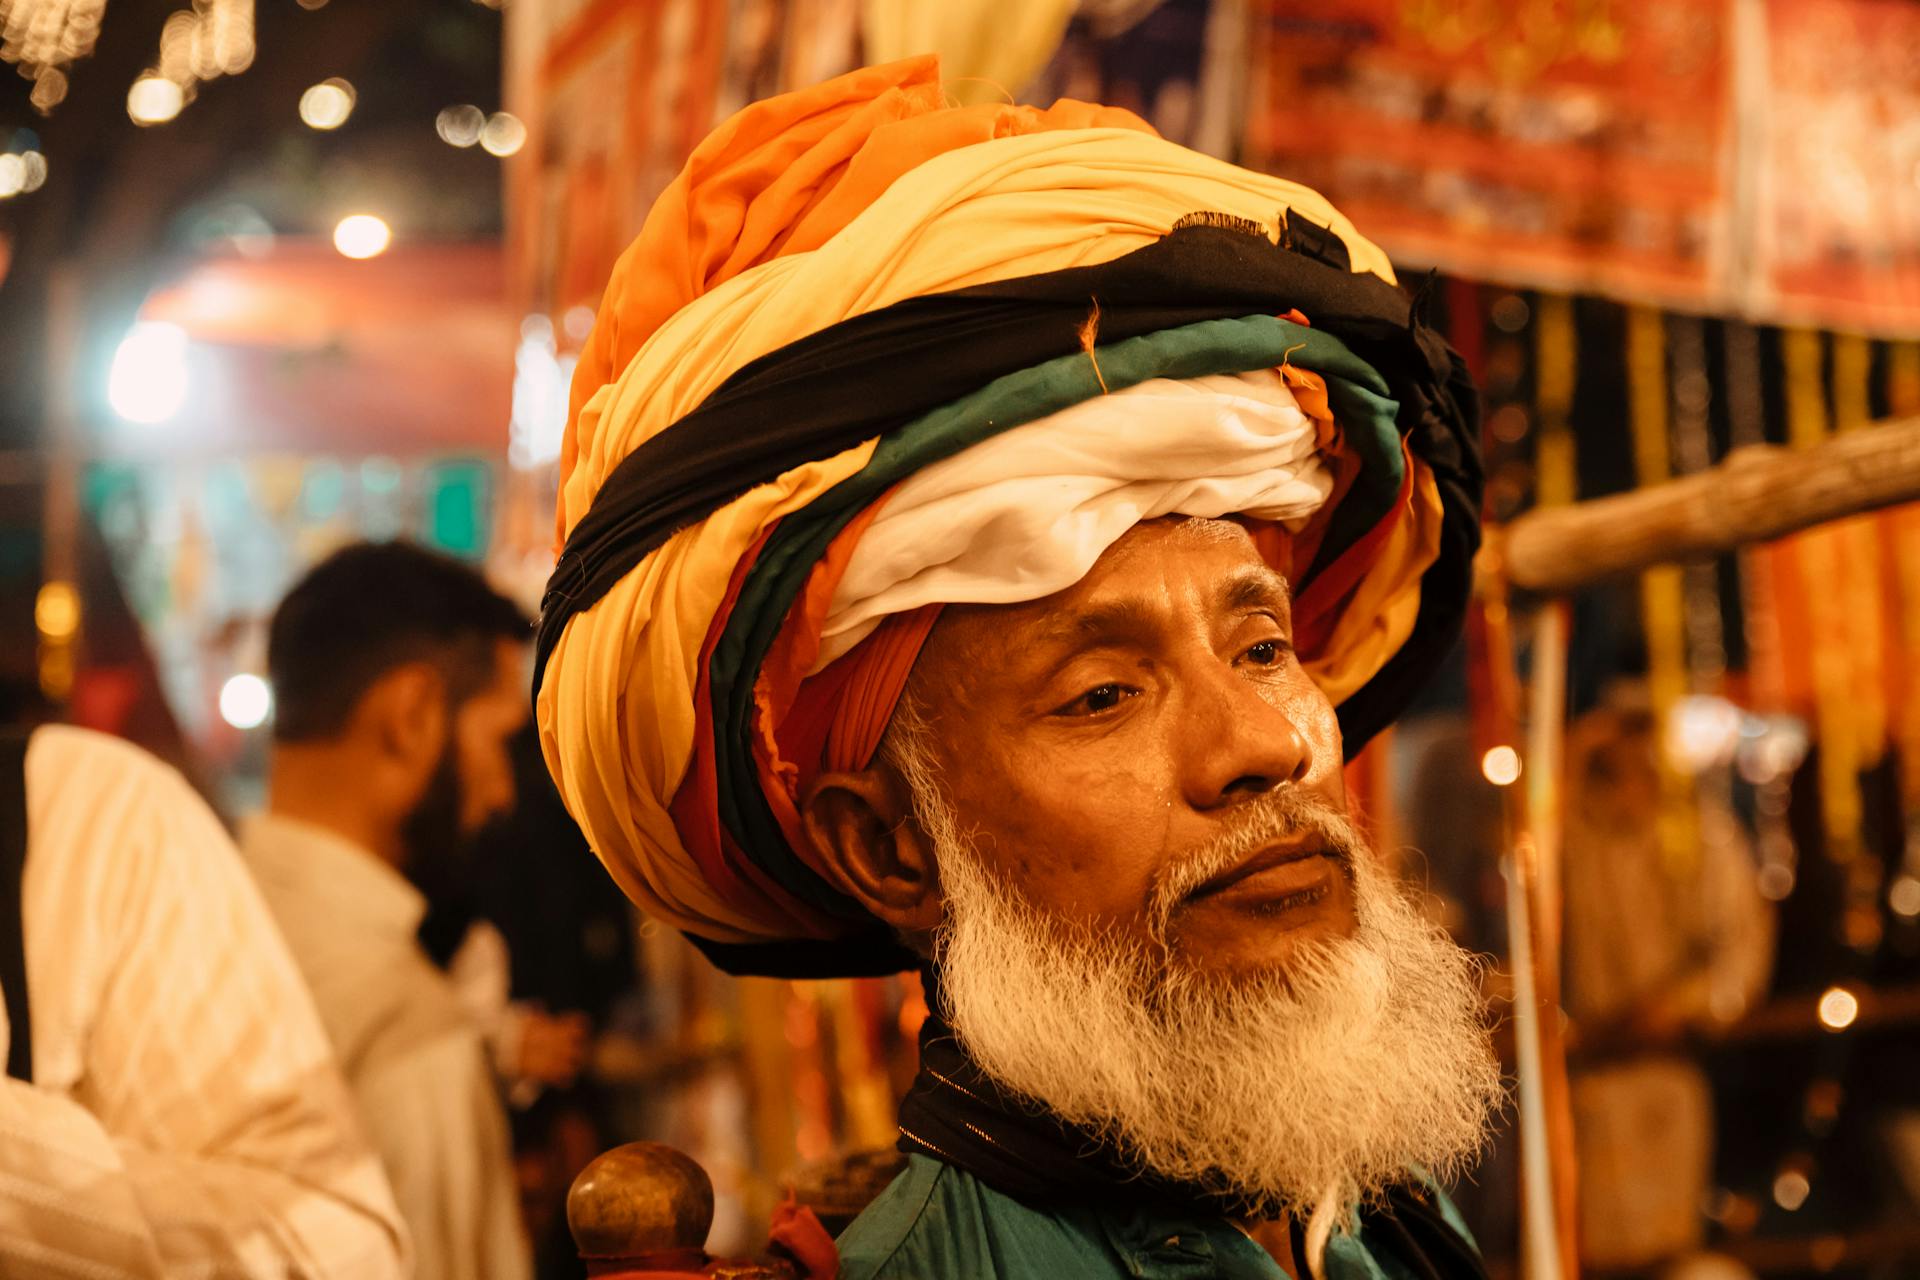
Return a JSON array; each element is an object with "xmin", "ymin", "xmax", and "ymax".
[{"xmin": 404, "ymin": 742, "xmax": 479, "ymax": 969}]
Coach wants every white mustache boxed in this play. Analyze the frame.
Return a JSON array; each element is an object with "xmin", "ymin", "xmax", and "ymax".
[{"xmin": 1146, "ymin": 789, "xmax": 1364, "ymax": 943}]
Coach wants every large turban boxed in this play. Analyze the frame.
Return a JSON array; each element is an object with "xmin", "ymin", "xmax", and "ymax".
[{"xmin": 536, "ymin": 57, "xmax": 1482, "ymax": 977}]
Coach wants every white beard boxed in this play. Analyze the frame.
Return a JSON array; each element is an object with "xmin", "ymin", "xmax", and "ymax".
[{"xmin": 889, "ymin": 718, "xmax": 1505, "ymax": 1232}]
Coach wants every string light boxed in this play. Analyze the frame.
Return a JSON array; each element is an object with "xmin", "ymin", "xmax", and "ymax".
[
  {"xmin": 1816, "ymin": 986, "xmax": 1859, "ymax": 1032},
  {"xmin": 34, "ymin": 581, "xmax": 79, "ymax": 641},
  {"xmin": 1, "ymin": 1, "xmax": 255, "ymax": 121},
  {"xmin": 1771, "ymin": 1170, "xmax": 1811, "ymax": 1212},
  {"xmin": 127, "ymin": 74, "xmax": 184, "ymax": 125},
  {"xmin": 332, "ymin": 213, "xmax": 391, "ymax": 259},
  {"xmin": 1481, "ymin": 745, "xmax": 1522, "ymax": 787},
  {"xmin": 298, "ymin": 77, "xmax": 354, "ymax": 130},
  {"xmin": 126, "ymin": 0, "xmax": 255, "ymax": 126},
  {"xmin": 218, "ymin": 673, "xmax": 272, "ymax": 729},
  {"xmin": 0, "ymin": 0, "xmax": 107, "ymax": 113},
  {"xmin": 29, "ymin": 66, "xmax": 66, "ymax": 110},
  {"xmin": 436, "ymin": 104, "xmax": 485, "ymax": 147},
  {"xmin": 479, "ymin": 111, "xmax": 526, "ymax": 157},
  {"xmin": 34, "ymin": 577, "xmax": 78, "ymax": 704},
  {"xmin": 155, "ymin": 0, "xmax": 252, "ymax": 85}
]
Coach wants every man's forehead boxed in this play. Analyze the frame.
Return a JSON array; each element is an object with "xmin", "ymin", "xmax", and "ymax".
[{"xmin": 1040, "ymin": 517, "xmax": 1288, "ymax": 609}]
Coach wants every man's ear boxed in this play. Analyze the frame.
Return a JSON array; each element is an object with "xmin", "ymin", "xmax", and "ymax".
[
  {"xmin": 355, "ymin": 662, "xmax": 447, "ymax": 775},
  {"xmin": 802, "ymin": 767, "xmax": 942, "ymax": 935}
]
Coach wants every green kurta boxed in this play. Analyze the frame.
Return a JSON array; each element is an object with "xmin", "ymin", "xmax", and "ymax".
[{"xmin": 837, "ymin": 1155, "xmax": 1479, "ymax": 1280}]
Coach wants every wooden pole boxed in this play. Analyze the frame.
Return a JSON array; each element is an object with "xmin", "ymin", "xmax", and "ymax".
[
  {"xmin": 1470, "ymin": 569, "xmax": 1578, "ymax": 1280},
  {"xmin": 1524, "ymin": 603, "xmax": 1579, "ymax": 1280},
  {"xmin": 1498, "ymin": 414, "xmax": 1920, "ymax": 595}
]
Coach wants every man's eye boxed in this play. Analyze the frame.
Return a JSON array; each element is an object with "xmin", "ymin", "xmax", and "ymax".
[
  {"xmin": 1243, "ymin": 640, "xmax": 1283, "ymax": 666},
  {"xmin": 1058, "ymin": 683, "xmax": 1135, "ymax": 716}
]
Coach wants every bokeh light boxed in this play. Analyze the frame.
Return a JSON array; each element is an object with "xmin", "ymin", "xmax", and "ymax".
[
  {"xmin": 1490, "ymin": 293, "xmax": 1531, "ymax": 332},
  {"xmin": 34, "ymin": 582, "xmax": 79, "ymax": 641},
  {"xmin": 107, "ymin": 322, "xmax": 190, "ymax": 424},
  {"xmin": 436, "ymin": 104, "xmax": 486, "ymax": 148},
  {"xmin": 1771, "ymin": 1170, "xmax": 1811, "ymax": 1212},
  {"xmin": 1666, "ymin": 694, "xmax": 1745, "ymax": 774},
  {"xmin": 0, "ymin": 155, "xmax": 23, "ymax": 199},
  {"xmin": 219, "ymin": 674, "xmax": 273, "ymax": 730},
  {"xmin": 333, "ymin": 214, "xmax": 392, "ymax": 260},
  {"xmin": 1480, "ymin": 745, "xmax": 1522, "ymax": 787},
  {"xmin": 127, "ymin": 75, "xmax": 185, "ymax": 126},
  {"xmin": 299, "ymin": 78, "xmax": 355, "ymax": 130},
  {"xmin": 1816, "ymin": 986, "xmax": 1859, "ymax": 1031},
  {"xmin": 31, "ymin": 69, "xmax": 69, "ymax": 113},
  {"xmin": 1756, "ymin": 864, "xmax": 1796, "ymax": 902},
  {"xmin": 480, "ymin": 111, "xmax": 526, "ymax": 157}
]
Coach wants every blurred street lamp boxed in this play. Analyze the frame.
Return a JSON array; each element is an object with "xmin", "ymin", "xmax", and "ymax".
[{"xmin": 333, "ymin": 213, "xmax": 391, "ymax": 259}]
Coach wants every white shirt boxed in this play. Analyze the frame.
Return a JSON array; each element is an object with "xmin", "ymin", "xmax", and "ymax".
[
  {"xmin": 241, "ymin": 814, "xmax": 530, "ymax": 1280},
  {"xmin": 0, "ymin": 726, "xmax": 407, "ymax": 1279}
]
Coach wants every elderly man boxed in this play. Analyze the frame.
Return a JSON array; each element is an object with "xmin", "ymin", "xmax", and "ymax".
[{"xmin": 536, "ymin": 58, "xmax": 1500, "ymax": 1279}]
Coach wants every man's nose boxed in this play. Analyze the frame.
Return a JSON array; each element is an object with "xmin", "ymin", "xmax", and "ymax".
[{"xmin": 1178, "ymin": 659, "xmax": 1313, "ymax": 810}]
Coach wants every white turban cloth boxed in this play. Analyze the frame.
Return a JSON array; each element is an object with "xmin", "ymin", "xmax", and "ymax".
[{"xmin": 815, "ymin": 367, "xmax": 1331, "ymax": 671}]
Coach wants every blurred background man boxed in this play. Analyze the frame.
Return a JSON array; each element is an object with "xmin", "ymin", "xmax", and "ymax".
[{"xmin": 241, "ymin": 540, "xmax": 533, "ymax": 1280}]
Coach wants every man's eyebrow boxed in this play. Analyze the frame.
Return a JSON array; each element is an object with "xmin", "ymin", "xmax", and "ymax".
[
  {"xmin": 1024, "ymin": 567, "xmax": 1292, "ymax": 664},
  {"xmin": 1032, "ymin": 599, "xmax": 1164, "ymax": 650},
  {"xmin": 1220, "ymin": 565, "xmax": 1292, "ymax": 613}
]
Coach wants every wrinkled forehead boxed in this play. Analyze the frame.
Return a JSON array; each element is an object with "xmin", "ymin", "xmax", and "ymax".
[{"xmin": 911, "ymin": 517, "xmax": 1287, "ymax": 690}]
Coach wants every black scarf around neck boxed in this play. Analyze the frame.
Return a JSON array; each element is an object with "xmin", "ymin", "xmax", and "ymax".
[{"xmin": 895, "ymin": 986, "xmax": 1491, "ymax": 1280}]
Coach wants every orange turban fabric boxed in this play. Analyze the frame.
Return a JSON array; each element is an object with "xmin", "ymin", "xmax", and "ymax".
[{"xmin": 559, "ymin": 56, "xmax": 1156, "ymax": 546}]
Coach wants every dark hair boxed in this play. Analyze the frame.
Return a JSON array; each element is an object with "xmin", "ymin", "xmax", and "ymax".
[{"xmin": 268, "ymin": 541, "xmax": 529, "ymax": 742}]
